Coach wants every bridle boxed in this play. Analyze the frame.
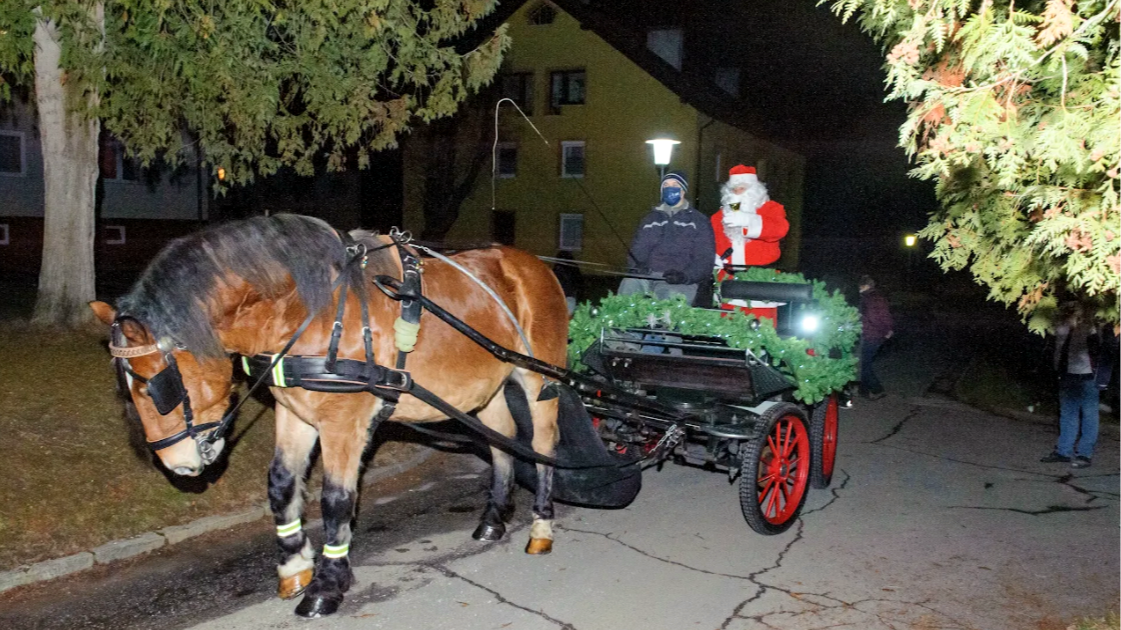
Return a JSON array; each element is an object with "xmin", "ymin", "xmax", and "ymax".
[
  {"xmin": 109, "ymin": 321, "xmax": 226, "ymax": 464},
  {"xmin": 108, "ymin": 237, "xmax": 377, "ymax": 465}
]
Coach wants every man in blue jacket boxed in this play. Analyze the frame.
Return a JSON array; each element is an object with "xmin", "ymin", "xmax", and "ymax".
[{"xmin": 618, "ymin": 171, "xmax": 716, "ymax": 306}]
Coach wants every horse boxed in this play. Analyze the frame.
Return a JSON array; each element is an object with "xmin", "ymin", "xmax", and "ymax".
[{"xmin": 88, "ymin": 214, "xmax": 569, "ymax": 618}]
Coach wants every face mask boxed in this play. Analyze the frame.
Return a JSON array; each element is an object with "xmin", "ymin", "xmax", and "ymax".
[{"xmin": 661, "ymin": 187, "xmax": 683, "ymax": 207}]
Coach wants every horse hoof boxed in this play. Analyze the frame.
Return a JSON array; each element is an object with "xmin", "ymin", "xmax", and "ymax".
[
  {"xmin": 525, "ymin": 538, "xmax": 553, "ymax": 555},
  {"xmin": 472, "ymin": 522, "xmax": 505, "ymax": 542},
  {"xmin": 294, "ymin": 593, "xmax": 342, "ymax": 618},
  {"xmin": 278, "ymin": 568, "xmax": 313, "ymax": 600}
]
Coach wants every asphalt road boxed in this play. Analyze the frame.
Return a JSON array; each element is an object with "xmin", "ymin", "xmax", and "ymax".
[{"xmin": 1, "ymin": 321, "xmax": 1117, "ymax": 630}]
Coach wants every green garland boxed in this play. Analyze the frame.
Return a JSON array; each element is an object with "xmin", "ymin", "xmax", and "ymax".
[{"xmin": 568, "ymin": 268, "xmax": 860, "ymax": 404}]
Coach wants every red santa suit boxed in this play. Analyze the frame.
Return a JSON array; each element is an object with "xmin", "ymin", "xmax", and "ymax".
[{"xmin": 711, "ymin": 165, "xmax": 789, "ymax": 322}]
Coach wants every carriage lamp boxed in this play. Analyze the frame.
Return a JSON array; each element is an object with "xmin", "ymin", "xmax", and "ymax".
[
  {"xmin": 799, "ymin": 313, "xmax": 820, "ymax": 334},
  {"xmin": 646, "ymin": 138, "xmax": 680, "ymax": 178},
  {"xmin": 904, "ymin": 234, "xmax": 917, "ymax": 247}
]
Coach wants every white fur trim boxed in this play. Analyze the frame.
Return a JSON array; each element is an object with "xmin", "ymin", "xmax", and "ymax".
[
  {"xmin": 529, "ymin": 519, "xmax": 554, "ymax": 541},
  {"xmin": 743, "ymin": 214, "xmax": 763, "ymax": 239},
  {"xmin": 277, "ymin": 540, "xmax": 315, "ymax": 578},
  {"xmin": 728, "ymin": 173, "xmax": 758, "ymax": 186}
]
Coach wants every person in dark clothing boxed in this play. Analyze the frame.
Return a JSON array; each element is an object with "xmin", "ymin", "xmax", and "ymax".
[
  {"xmin": 552, "ymin": 250, "xmax": 584, "ymax": 315},
  {"xmin": 858, "ymin": 275, "xmax": 893, "ymax": 400},
  {"xmin": 618, "ymin": 171, "xmax": 716, "ymax": 305}
]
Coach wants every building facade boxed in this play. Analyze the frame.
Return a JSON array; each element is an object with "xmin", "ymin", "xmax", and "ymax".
[{"xmin": 402, "ymin": 0, "xmax": 805, "ymax": 269}]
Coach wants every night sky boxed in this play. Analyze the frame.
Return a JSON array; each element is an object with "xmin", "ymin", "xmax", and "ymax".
[{"xmin": 588, "ymin": 0, "xmax": 937, "ymax": 238}]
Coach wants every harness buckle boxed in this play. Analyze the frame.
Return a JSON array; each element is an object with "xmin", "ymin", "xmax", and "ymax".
[{"xmin": 380, "ymin": 368, "xmax": 412, "ymax": 391}]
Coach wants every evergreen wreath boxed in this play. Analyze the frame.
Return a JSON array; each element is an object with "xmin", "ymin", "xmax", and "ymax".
[{"xmin": 568, "ymin": 268, "xmax": 860, "ymax": 404}]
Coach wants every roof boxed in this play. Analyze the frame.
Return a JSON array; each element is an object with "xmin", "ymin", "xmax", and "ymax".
[{"xmin": 469, "ymin": 0, "xmax": 791, "ymax": 144}]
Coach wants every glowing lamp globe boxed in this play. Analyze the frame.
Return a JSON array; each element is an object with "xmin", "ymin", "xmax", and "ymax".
[{"xmin": 646, "ymin": 138, "xmax": 680, "ymax": 166}]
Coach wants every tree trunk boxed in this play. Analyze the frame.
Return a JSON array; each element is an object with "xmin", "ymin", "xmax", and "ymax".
[{"xmin": 30, "ymin": 13, "xmax": 101, "ymax": 327}]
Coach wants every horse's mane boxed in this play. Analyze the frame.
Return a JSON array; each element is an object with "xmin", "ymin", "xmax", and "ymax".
[{"xmin": 116, "ymin": 214, "xmax": 387, "ymax": 359}]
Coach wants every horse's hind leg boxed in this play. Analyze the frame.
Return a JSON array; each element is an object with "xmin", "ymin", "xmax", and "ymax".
[
  {"xmin": 270, "ymin": 405, "xmax": 319, "ymax": 600},
  {"xmin": 293, "ymin": 399, "xmax": 377, "ymax": 619},
  {"xmin": 473, "ymin": 389, "xmax": 517, "ymax": 542},
  {"xmin": 513, "ymin": 369, "xmax": 559, "ymax": 555}
]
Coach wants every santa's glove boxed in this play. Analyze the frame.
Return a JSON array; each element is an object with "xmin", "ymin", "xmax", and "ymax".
[{"xmin": 662, "ymin": 270, "xmax": 687, "ymax": 285}]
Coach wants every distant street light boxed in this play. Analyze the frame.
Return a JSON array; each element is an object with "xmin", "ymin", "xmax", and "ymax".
[
  {"xmin": 646, "ymin": 138, "xmax": 680, "ymax": 178},
  {"xmin": 217, "ymin": 167, "xmax": 227, "ymax": 182},
  {"xmin": 904, "ymin": 234, "xmax": 917, "ymax": 247}
]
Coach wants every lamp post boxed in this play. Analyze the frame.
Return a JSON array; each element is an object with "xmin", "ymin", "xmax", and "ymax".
[
  {"xmin": 903, "ymin": 233, "xmax": 917, "ymax": 273},
  {"xmin": 646, "ymin": 138, "xmax": 680, "ymax": 179}
]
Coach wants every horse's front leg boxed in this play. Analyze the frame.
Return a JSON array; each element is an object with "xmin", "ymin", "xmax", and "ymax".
[
  {"xmin": 270, "ymin": 405, "xmax": 319, "ymax": 600},
  {"xmin": 294, "ymin": 398, "xmax": 376, "ymax": 619}
]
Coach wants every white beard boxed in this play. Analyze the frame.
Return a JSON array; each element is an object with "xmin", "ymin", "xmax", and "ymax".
[
  {"xmin": 720, "ymin": 181, "xmax": 769, "ymax": 215},
  {"xmin": 720, "ymin": 181, "xmax": 769, "ymax": 244}
]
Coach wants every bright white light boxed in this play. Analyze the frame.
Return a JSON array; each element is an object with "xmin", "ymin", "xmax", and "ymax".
[
  {"xmin": 800, "ymin": 314, "xmax": 820, "ymax": 333},
  {"xmin": 904, "ymin": 234, "xmax": 917, "ymax": 247},
  {"xmin": 646, "ymin": 138, "xmax": 680, "ymax": 166}
]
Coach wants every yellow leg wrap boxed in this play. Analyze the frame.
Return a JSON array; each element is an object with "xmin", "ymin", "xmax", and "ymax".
[{"xmin": 394, "ymin": 317, "xmax": 421, "ymax": 352}]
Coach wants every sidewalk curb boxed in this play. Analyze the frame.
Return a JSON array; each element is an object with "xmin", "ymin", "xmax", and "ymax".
[{"xmin": 0, "ymin": 447, "xmax": 435, "ymax": 596}]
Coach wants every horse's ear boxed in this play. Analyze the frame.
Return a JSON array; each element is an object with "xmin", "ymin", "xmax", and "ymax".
[{"xmin": 89, "ymin": 301, "xmax": 117, "ymax": 326}]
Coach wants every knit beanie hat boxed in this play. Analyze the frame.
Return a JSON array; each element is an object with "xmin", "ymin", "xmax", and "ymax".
[{"xmin": 661, "ymin": 170, "xmax": 688, "ymax": 191}]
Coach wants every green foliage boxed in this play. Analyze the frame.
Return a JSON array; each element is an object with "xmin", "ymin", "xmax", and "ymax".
[
  {"xmin": 0, "ymin": 1, "xmax": 508, "ymax": 183},
  {"xmin": 568, "ymin": 269, "xmax": 860, "ymax": 404},
  {"xmin": 825, "ymin": 0, "xmax": 1120, "ymax": 332}
]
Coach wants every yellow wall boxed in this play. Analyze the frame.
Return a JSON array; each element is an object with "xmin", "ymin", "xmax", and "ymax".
[
  {"xmin": 404, "ymin": 2, "xmax": 699, "ymax": 267},
  {"xmin": 402, "ymin": 1, "xmax": 805, "ymax": 270}
]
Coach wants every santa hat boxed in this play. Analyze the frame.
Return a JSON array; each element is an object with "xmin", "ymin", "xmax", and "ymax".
[
  {"xmin": 661, "ymin": 170, "xmax": 688, "ymax": 191},
  {"xmin": 728, "ymin": 164, "xmax": 758, "ymax": 186}
]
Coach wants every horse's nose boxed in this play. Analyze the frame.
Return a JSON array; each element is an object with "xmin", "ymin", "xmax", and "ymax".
[{"xmin": 173, "ymin": 465, "xmax": 201, "ymax": 477}]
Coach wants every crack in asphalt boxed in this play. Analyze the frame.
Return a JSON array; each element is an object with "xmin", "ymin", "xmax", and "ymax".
[
  {"xmin": 869, "ymin": 407, "xmax": 923, "ymax": 444},
  {"xmin": 360, "ymin": 518, "xmax": 579, "ymax": 628},
  {"xmin": 948, "ymin": 504, "xmax": 1107, "ymax": 516},
  {"xmin": 800, "ymin": 470, "xmax": 852, "ymax": 517},
  {"xmin": 427, "ymin": 564, "xmax": 577, "ymax": 630},
  {"xmin": 874, "ymin": 441, "xmax": 1121, "ymax": 504}
]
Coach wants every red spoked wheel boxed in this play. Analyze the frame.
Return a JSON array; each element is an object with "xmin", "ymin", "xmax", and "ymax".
[
  {"xmin": 739, "ymin": 403, "xmax": 811, "ymax": 535},
  {"xmin": 810, "ymin": 394, "xmax": 839, "ymax": 489}
]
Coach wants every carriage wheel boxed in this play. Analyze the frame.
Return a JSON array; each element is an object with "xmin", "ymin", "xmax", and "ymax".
[
  {"xmin": 810, "ymin": 394, "xmax": 839, "ymax": 489},
  {"xmin": 739, "ymin": 403, "xmax": 811, "ymax": 535}
]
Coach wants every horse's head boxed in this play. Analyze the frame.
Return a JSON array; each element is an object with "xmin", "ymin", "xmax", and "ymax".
[{"xmin": 90, "ymin": 301, "xmax": 234, "ymax": 476}]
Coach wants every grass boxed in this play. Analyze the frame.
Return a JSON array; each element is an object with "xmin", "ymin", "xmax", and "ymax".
[
  {"xmin": 1068, "ymin": 613, "xmax": 1121, "ymax": 630},
  {"xmin": 0, "ymin": 323, "xmax": 418, "ymax": 570}
]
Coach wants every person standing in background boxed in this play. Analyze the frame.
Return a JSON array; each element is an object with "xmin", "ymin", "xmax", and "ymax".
[
  {"xmin": 1041, "ymin": 302, "xmax": 1099, "ymax": 469},
  {"xmin": 858, "ymin": 275, "xmax": 893, "ymax": 400}
]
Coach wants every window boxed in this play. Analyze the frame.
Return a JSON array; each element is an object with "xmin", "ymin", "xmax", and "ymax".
[
  {"xmin": 527, "ymin": 3, "xmax": 557, "ymax": 25},
  {"xmin": 550, "ymin": 70, "xmax": 585, "ymax": 111},
  {"xmin": 99, "ymin": 132, "xmax": 139, "ymax": 182},
  {"xmin": 104, "ymin": 225, "xmax": 126, "ymax": 245},
  {"xmin": 0, "ymin": 224, "xmax": 9, "ymax": 246},
  {"xmin": 497, "ymin": 142, "xmax": 517, "ymax": 178},
  {"xmin": 559, "ymin": 214, "xmax": 584, "ymax": 251},
  {"xmin": 647, "ymin": 29, "xmax": 684, "ymax": 70},
  {"xmin": 500, "ymin": 73, "xmax": 534, "ymax": 115},
  {"xmin": 0, "ymin": 131, "xmax": 25, "ymax": 176},
  {"xmin": 492, "ymin": 210, "xmax": 516, "ymax": 246},
  {"xmin": 560, "ymin": 141, "xmax": 585, "ymax": 178}
]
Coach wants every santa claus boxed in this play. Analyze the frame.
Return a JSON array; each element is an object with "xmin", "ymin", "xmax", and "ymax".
[{"xmin": 711, "ymin": 164, "xmax": 789, "ymax": 320}]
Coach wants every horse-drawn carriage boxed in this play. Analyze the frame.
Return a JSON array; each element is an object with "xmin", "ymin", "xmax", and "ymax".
[{"xmin": 91, "ymin": 215, "xmax": 857, "ymax": 617}]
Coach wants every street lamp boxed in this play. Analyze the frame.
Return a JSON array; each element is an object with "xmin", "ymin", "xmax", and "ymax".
[
  {"xmin": 646, "ymin": 138, "xmax": 680, "ymax": 178},
  {"xmin": 904, "ymin": 234, "xmax": 917, "ymax": 247}
]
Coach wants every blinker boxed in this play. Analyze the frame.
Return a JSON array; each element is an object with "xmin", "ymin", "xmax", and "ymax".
[{"xmin": 146, "ymin": 360, "xmax": 188, "ymax": 415}]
